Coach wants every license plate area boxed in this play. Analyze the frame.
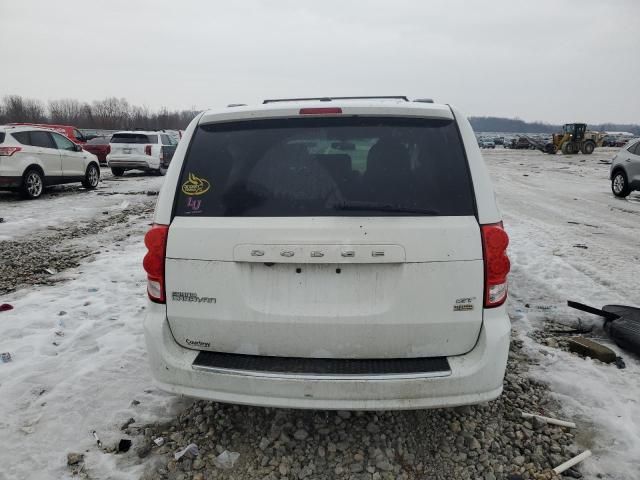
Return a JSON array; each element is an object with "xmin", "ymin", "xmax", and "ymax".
[{"xmin": 240, "ymin": 262, "xmax": 401, "ymax": 315}]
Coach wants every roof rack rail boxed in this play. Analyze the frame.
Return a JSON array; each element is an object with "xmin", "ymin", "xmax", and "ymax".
[
  {"xmin": 413, "ymin": 98, "xmax": 434, "ymax": 103},
  {"xmin": 263, "ymin": 96, "xmax": 409, "ymax": 104}
]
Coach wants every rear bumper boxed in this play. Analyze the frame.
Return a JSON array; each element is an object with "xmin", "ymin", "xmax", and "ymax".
[
  {"xmin": 0, "ymin": 176, "xmax": 22, "ymax": 189},
  {"xmin": 144, "ymin": 304, "xmax": 510, "ymax": 410},
  {"xmin": 107, "ymin": 155, "xmax": 157, "ymax": 169}
]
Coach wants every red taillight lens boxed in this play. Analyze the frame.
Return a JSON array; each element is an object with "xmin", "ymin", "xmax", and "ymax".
[
  {"xmin": 299, "ymin": 107, "xmax": 342, "ymax": 115},
  {"xmin": 481, "ymin": 222, "xmax": 510, "ymax": 308},
  {"xmin": 144, "ymin": 145, "xmax": 152, "ymax": 155},
  {"xmin": 0, "ymin": 146, "xmax": 22, "ymax": 156},
  {"xmin": 143, "ymin": 224, "xmax": 169, "ymax": 303}
]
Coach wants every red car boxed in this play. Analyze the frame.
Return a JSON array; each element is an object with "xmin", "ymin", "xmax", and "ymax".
[
  {"xmin": 82, "ymin": 136, "xmax": 111, "ymax": 164},
  {"xmin": 9, "ymin": 123, "xmax": 88, "ymax": 144}
]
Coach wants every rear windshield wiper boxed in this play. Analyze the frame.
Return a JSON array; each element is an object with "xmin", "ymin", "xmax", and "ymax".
[{"xmin": 332, "ymin": 201, "xmax": 439, "ymax": 215}]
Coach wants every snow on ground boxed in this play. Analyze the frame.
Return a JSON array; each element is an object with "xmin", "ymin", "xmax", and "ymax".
[
  {"xmin": 0, "ymin": 148, "xmax": 639, "ymax": 479},
  {"xmin": 0, "ymin": 174, "xmax": 186, "ymax": 480},
  {"xmin": 484, "ymin": 147, "xmax": 640, "ymax": 479},
  {"xmin": 0, "ymin": 169, "xmax": 164, "ymax": 241}
]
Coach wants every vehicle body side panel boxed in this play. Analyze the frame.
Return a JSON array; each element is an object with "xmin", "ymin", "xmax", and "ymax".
[
  {"xmin": 449, "ymin": 106, "xmax": 501, "ymax": 225},
  {"xmin": 154, "ymin": 113, "xmax": 206, "ymax": 224}
]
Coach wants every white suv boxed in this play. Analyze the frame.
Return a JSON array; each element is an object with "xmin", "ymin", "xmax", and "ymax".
[
  {"xmin": 0, "ymin": 125, "xmax": 100, "ymax": 199},
  {"xmin": 143, "ymin": 97, "xmax": 511, "ymax": 410},
  {"xmin": 107, "ymin": 131, "xmax": 177, "ymax": 177}
]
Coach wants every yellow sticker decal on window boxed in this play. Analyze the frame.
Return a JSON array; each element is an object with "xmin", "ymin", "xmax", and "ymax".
[{"xmin": 181, "ymin": 173, "xmax": 211, "ymax": 196}]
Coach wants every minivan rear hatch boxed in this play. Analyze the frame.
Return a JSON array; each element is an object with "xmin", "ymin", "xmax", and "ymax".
[{"xmin": 165, "ymin": 114, "xmax": 483, "ymax": 359}]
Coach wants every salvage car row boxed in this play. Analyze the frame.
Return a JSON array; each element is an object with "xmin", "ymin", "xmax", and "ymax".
[
  {"xmin": 0, "ymin": 124, "xmax": 179, "ymax": 198},
  {"xmin": 1, "ymin": 120, "xmax": 638, "ymax": 201}
]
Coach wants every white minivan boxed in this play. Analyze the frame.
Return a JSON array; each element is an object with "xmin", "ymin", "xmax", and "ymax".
[{"xmin": 143, "ymin": 97, "xmax": 511, "ymax": 410}]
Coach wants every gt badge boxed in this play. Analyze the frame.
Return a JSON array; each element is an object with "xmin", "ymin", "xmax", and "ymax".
[{"xmin": 454, "ymin": 297, "xmax": 475, "ymax": 311}]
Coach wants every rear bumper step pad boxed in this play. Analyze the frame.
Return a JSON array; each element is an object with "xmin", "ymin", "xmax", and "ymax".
[{"xmin": 192, "ymin": 351, "xmax": 451, "ymax": 379}]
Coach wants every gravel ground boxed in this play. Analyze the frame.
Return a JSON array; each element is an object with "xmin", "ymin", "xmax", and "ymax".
[
  {"xmin": 0, "ymin": 201, "xmax": 155, "ymax": 294},
  {"xmin": 120, "ymin": 338, "xmax": 581, "ymax": 480},
  {"xmin": 2, "ymin": 158, "xmax": 603, "ymax": 479}
]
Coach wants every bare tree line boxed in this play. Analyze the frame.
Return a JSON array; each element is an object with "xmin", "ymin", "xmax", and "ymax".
[
  {"xmin": 4, "ymin": 94, "xmax": 637, "ymax": 135},
  {"xmin": 0, "ymin": 95, "xmax": 200, "ymax": 130}
]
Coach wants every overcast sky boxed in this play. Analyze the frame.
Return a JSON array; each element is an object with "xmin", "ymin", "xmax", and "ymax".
[{"xmin": 1, "ymin": 0, "xmax": 638, "ymax": 124}]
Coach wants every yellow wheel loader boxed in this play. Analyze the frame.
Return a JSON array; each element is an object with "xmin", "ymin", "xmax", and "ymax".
[{"xmin": 541, "ymin": 123, "xmax": 604, "ymax": 155}]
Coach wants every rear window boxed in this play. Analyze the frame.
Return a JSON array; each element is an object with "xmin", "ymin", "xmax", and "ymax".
[
  {"xmin": 11, "ymin": 132, "xmax": 31, "ymax": 145},
  {"xmin": 111, "ymin": 133, "xmax": 158, "ymax": 144},
  {"xmin": 174, "ymin": 117, "xmax": 475, "ymax": 217},
  {"xmin": 11, "ymin": 130, "xmax": 56, "ymax": 148}
]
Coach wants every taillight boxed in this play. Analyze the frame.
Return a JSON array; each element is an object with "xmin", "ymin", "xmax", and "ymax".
[
  {"xmin": 0, "ymin": 146, "xmax": 22, "ymax": 156},
  {"xmin": 143, "ymin": 224, "xmax": 169, "ymax": 303},
  {"xmin": 481, "ymin": 222, "xmax": 510, "ymax": 308},
  {"xmin": 145, "ymin": 145, "xmax": 152, "ymax": 155},
  {"xmin": 299, "ymin": 107, "xmax": 342, "ymax": 115}
]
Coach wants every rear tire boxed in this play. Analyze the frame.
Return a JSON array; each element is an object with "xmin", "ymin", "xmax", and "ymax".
[
  {"xmin": 154, "ymin": 166, "xmax": 167, "ymax": 176},
  {"xmin": 82, "ymin": 163, "xmax": 100, "ymax": 189},
  {"xmin": 611, "ymin": 170, "xmax": 631, "ymax": 198},
  {"xmin": 111, "ymin": 167, "xmax": 125, "ymax": 177},
  {"xmin": 581, "ymin": 141, "xmax": 595, "ymax": 154},
  {"xmin": 21, "ymin": 168, "xmax": 44, "ymax": 199}
]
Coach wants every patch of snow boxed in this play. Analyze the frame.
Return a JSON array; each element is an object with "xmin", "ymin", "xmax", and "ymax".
[
  {"xmin": 0, "ymin": 209, "xmax": 188, "ymax": 480},
  {"xmin": 486, "ymin": 148, "xmax": 640, "ymax": 479}
]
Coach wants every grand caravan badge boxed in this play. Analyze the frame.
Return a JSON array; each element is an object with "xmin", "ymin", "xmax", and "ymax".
[{"xmin": 182, "ymin": 173, "xmax": 211, "ymax": 196}]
